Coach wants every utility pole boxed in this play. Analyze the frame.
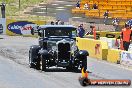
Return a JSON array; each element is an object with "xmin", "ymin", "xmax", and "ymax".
[{"xmin": 0, "ymin": 0, "xmax": 6, "ymax": 18}]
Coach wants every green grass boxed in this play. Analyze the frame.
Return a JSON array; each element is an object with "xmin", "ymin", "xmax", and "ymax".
[{"xmin": 0, "ymin": 0, "xmax": 52, "ymax": 20}]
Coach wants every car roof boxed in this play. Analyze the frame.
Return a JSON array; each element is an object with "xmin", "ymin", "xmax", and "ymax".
[{"xmin": 39, "ymin": 25, "xmax": 76, "ymax": 29}]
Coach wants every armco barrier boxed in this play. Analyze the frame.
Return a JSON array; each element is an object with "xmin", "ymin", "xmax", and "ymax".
[
  {"xmin": 76, "ymin": 37, "xmax": 108, "ymax": 60},
  {"xmin": 107, "ymin": 49, "xmax": 122, "ymax": 63},
  {"xmin": 6, "ymin": 19, "xmax": 46, "ymax": 36}
]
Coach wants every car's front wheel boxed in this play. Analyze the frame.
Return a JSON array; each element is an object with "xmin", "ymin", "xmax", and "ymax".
[
  {"xmin": 29, "ymin": 50, "xmax": 35, "ymax": 68},
  {"xmin": 81, "ymin": 56, "xmax": 87, "ymax": 72},
  {"xmin": 40, "ymin": 55, "xmax": 46, "ymax": 71}
]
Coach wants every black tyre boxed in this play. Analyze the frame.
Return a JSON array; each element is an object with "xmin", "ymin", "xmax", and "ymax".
[
  {"xmin": 66, "ymin": 65, "xmax": 78, "ymax": 72},
  {"xmin": 29, "ymin": 50, "xmax": 36, "ymax": 68},
  {"xmin": 66, "ymin": 66, "xmax": 72, "ymax": 71},
  {"xmin": 40, "ymin": 55, "xmax": 46, "ymax": 71},
  {"xmin": 81, "ymin": 56, "xmax": 87, "ymax": 72},
  {"xmin": 73, "ymin": 60, "xmax": 79, "ymax": 71},
  {"xmin": 35, "ymin": 55, "xmax": 41, "ymax": 70},
  {"xmin": 73, "ymin": 67, "xmax": 79, "ymax": 72},
  {"xmin": 66, "ymin": 60, "xmax": 73, "ymax": 71},
  {"xmin": 29, "ymin": 45, "xmax": 40, "ymax": 69}
]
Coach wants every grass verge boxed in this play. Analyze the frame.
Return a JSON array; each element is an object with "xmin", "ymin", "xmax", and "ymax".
[{"xmin": 0, "ymin": 0, "xmax": 55, "ymax": 20}]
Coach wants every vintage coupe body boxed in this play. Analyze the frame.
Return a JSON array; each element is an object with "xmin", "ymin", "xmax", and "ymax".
[{"xmin": 29, "ymin": 25, "xmax": 89, "ymax": 71}]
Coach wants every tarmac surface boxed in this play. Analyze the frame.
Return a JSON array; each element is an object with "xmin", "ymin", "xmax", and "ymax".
[{"xmin": 0, "ymin": 35, "xmax": 132, "ymax": 88}]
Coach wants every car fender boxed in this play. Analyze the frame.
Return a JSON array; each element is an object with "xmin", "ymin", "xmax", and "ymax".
[
  {"xmin": 29, "ymin": 45, "xmax": 41, "ymax": 59},
  {"xmin": 39, "ymin": 49, "xmax": 50, "ymax": 59},
  {"xmin": 75, "ymin": 50, "xmax": 89, "ymax": 59}
]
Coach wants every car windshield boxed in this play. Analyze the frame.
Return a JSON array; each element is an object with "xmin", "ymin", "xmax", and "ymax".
[{"xmin": 44, "ymin": 27, "xmax": 76, "ymax": 37}]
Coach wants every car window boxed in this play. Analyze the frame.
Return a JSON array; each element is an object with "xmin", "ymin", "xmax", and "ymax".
[
  {"xmin": 46, "ymin": 29, "xmax": 71, "ymax": 36},
  {"xmin": 44, "ymin": 27, "xmax": 76, "ymax": 37}
]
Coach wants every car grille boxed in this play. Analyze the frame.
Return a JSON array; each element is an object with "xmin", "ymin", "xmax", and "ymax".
[{"xmin": 58, "ymin": 43, "xmax": 70, "ymax": 61}]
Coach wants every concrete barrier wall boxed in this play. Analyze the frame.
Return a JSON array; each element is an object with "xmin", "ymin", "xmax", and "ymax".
[
  {"xmin": 76, "ymin": 37, "xmax": 132, "ymax": 66},
  {"xmin": 76, "ymin": 37, "xmax": 108, "ymax": 60},
  {"xmin": 107, "ymin": 49, "xmax": 122, "ymax": 63},
  {"xmin": 107, "ymin": 49, "xmax": 132, "ymax": 66}
]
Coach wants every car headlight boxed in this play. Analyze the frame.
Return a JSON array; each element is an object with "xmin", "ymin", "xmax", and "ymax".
[
  {"xmin": 52, "ymin": 46, "xmax": 57, "ymax": 51},
  {"xmin": 72, "ymin": 45, "xmax": 78, "ymax": 51}
]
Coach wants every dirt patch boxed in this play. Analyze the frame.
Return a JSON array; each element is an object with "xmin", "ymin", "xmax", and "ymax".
[{"xmin": 0, "ymin": 35, "xmax": 38, "ymax": 66}]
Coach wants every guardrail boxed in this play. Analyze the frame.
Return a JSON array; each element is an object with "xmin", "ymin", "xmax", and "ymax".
[{"xmin": 76, "ymin": 37, "xmax": 132, "ymax": 67}]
